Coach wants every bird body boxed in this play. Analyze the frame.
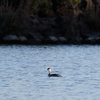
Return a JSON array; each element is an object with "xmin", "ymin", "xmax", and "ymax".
[{"xmin": 47, "ymin": 68, "xmax": 62, "ymax": 77}]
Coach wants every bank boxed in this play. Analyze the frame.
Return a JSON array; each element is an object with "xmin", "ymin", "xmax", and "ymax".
[{"xmin": 0, "ymin": 15, "xmax": 100, "ymax": 45}]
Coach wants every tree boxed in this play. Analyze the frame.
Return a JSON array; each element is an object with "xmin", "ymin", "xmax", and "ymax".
[{"xmin": 92, "ymin": 0, "xmax": 98, "ymax": 12}]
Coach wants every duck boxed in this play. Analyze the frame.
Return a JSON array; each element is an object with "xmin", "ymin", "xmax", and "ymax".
[{"xmin": 47, "ymin": 68, "xmax": 62, "ymax": 77}]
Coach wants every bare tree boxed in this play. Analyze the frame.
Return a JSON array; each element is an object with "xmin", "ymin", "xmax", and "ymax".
[
  {"xmin": 78, "ymin": 0, "xmax": 87, "ymax": 11},
  {"xmin": 92, "ymin": 0, "xmax": 98, "ymax": 12}
]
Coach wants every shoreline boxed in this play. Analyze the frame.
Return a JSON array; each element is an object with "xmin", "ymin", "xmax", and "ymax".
[
  {"xmin": 0, "ymin": 15, "xmax": 100, "ymax": 45},
  {"xmin": 0, "ymin": 34, "xmax": 100, "ymax": 45}
]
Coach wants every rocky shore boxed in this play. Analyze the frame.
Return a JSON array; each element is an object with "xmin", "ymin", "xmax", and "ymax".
[{"xmin": 1, "ymin": 15, "xmax": 100, "ymax": 45}]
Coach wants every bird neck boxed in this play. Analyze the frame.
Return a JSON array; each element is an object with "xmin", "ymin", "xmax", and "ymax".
[{"xmin": 49, "ymin": 71, "xmax": 51, "ymax": 75}]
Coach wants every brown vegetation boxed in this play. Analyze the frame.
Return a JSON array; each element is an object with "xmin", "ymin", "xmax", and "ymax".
[{"xmin": 0, "ymin": 0, "xmax": 100, "ymax": 44}]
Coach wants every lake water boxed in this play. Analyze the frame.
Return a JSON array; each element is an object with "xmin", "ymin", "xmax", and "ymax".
[{"xmin": 0, "ymin": 45, "xmax": 100, "ymax": 100}]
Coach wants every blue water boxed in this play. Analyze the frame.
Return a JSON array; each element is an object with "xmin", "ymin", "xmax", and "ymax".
[{"xmin": 0, "ymin": 45, "xmax": 100, "ymax": 100}]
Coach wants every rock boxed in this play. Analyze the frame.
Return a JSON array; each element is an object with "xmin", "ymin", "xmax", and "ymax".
[
  {"xmin": 82, "ymin": 32, "xmax": 100, "ymax": 38},
  {"xmin": 57, "ymin": 37, "xmax": 67, "ymax": 43},
  {"xmin": 82, "ymin": 32, "xmax": 100, "ymax": 44},
  {"xmin": 49, "ymin": 36, "xmax": 58, "ymax": 42},
  {"xmin": 83, "ymin": 37, "xmax": 97, "ymax": 44},
  {"xmin": 32, "ymin": 35, "xmax": 42, "ymax": 42},
  {"xmin": 28, "ymin": 32, "xmax": 43, "ymax": 42},
  {"xmin": 95, "ymin": 37, "xmax": 100, "ymax": 44},
  {"xmin": 3, "ymin": 35, "xmax": 19, "ymax": 41},
  {"xmin": 27, "ymin": 32, "xmax": 44, "ymax": 44},
  {"xmin": 18, "ymin": 36, "xmax": 28, "ymax": 42},
  {"xmin": 74, "ymin": 37, "xmax": 83, "ymax": 44},
  {"xmin": 43, "ymin": 36, "xmax": 58, "ymax": 44}
]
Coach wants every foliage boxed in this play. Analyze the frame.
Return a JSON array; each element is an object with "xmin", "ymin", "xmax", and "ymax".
[
  {"xmin": 0, "ymin": 0, "xmax": 100, "ymax": 36},
  {"xmin": 84, "ymin": 14, "xmax": 100, "ymax": 31}
]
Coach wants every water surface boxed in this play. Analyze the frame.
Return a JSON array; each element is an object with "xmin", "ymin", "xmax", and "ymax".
[{"xmin": 0, "ymin": 45, "xmax": 100, "ymax": 100}]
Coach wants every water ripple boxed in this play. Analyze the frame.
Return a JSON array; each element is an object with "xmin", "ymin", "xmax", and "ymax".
[{"xmin": 0, "ymin": 45, "xmax": 100, "ymax": 100}]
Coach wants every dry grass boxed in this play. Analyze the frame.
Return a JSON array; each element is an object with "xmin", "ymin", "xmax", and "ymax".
[
  {"xmin": 0, "ymin": 0, "xmax": 100, "ymax": 37},
  {"xmin": 84, "ymin": 13, "xmax": 100, "ymax": 31}
]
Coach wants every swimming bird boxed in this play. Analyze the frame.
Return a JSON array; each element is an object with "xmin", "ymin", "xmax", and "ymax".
[{"xmin": 47, "ymin": 68, "xmax": 62, "ymax": 77}]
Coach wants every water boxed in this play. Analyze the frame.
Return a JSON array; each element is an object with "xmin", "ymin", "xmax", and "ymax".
[{"xmin": 0, "ymin": 45, "xmax": 100, "ymax": 100}]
